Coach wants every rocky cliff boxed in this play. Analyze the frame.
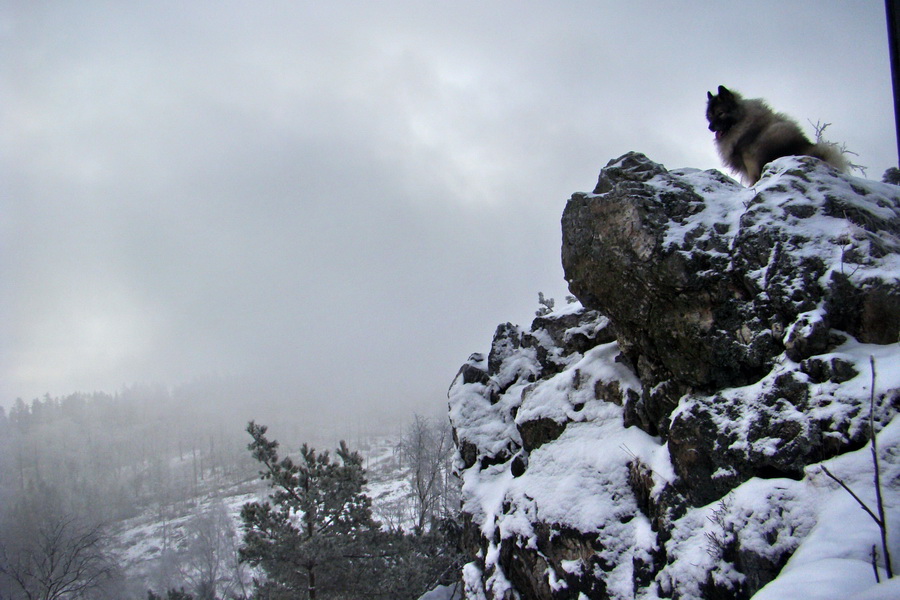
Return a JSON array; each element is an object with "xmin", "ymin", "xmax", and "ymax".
[{"xmin": 448, "ymin": 153, "xmax": 900, "ymax": 599}]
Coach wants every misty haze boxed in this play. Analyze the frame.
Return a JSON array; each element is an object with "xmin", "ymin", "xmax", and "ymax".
[{"xmin": 2, "ymin": 2, "xmax": 897, "ymax": 599}]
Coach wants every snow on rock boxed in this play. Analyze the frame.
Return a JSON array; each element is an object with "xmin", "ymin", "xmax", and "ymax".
[
  {"xmin": 751, "ymin": 417, "xmax": 900, "ymax": 600},
  {"xmin": 449, "ymin": 153, "xmax": 900, "ymax": 599}
]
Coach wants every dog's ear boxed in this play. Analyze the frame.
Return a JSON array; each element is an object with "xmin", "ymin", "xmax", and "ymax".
[
  {"xmin": 717, "ymin": 85, "xmax": 731, "ymax": 97},
  {"xmin": 707, "ymin": 91, "xmax": 713, "ymax": 100}
]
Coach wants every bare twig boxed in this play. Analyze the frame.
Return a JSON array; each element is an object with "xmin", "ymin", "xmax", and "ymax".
[
  {"xmin": 819, "ymin": 466, "xmax": 882, "ymax": 525},
  {"xmin": 820, "ymin": 356, "xmax": 893, "ymax": 580},
  {"xmin": 868, "ymin": 356, "xmax": 892, "ymax": 579},
  {"xmin": 872, "ymin": 545, "xmax": 881, "ymax": 584},
  {"xmin": 809, "ymin": 119, "xmax": 867, "ymax": 176}
]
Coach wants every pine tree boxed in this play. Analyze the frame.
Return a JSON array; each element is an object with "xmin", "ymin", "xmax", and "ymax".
[{"xmin": 238, "ymin": 422, "xmax": 377, "ymax": 600}]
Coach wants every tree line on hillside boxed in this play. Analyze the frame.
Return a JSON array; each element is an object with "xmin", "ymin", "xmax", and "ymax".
[{"xmin": 0, "ymin": 386, "xmax": 258, "ymax": 525}]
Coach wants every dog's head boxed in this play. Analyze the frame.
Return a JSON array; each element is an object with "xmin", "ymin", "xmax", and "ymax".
[{"xmin": 706, "ymin": 85, "xmax": 741, "ymax": 139}]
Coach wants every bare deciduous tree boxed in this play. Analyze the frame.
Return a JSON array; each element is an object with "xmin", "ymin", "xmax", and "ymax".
[
  {"xmin": 0, "ymin": 510, "xmax": 119, "ymax": 600},
  {"xmin": 399, "ymin": 415, "xmax": 457, "ymax": 533},
  {"xmin": 179, "ymin": 501, "xmax": 249, "ymax": 600}
]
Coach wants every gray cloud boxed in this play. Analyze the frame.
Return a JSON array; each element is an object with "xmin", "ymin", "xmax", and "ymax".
[{"xmin": 2, "ymin": 1, "xmax": 895, "ymax": 430}]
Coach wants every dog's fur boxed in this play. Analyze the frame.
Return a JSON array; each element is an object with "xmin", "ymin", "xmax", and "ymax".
[{"xmin": 706, "ymin": 85, "xmax": 847, "ymax": 184}]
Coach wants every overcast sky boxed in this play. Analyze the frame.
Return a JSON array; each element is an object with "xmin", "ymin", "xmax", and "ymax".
[{"xmin": 2, "ymin": 2, "xmax": 895, "ymax": 431}]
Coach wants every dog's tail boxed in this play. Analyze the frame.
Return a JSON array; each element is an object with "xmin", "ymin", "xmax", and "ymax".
[{"xmin": 809, "ymin": 141, "xmax": 850, "ymax": 173}]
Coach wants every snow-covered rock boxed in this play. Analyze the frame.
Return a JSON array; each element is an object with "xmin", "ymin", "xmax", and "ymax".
[{"xmin": 448, "ymin": 153, "xmax": 900, "ymax": 599}]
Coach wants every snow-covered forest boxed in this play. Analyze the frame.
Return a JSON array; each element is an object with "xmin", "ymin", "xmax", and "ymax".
[{"xmin": 0, "ymin": 386, "xmax": 463, "ymax": 599}]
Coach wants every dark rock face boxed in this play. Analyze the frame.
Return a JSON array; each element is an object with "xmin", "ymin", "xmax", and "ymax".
[
  {"xmin": 563, "ymin": 157, "xmax": 758, "ymax": 436},
  {"xmin": 450, "ymin": 153, "xmax": 900, "ymax": 599},
  {"xmin": 665, "ymin": 367, "xmax": 878, "ymax": 506},
  {"xmin": 562, "ymin": 152, "xmax": 900, "ymax": 437}
]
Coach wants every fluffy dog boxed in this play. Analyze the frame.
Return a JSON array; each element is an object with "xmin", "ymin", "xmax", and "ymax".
[{"xmin": 706, "ymin": 85, "xmax": 847, "ymax": 184}]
